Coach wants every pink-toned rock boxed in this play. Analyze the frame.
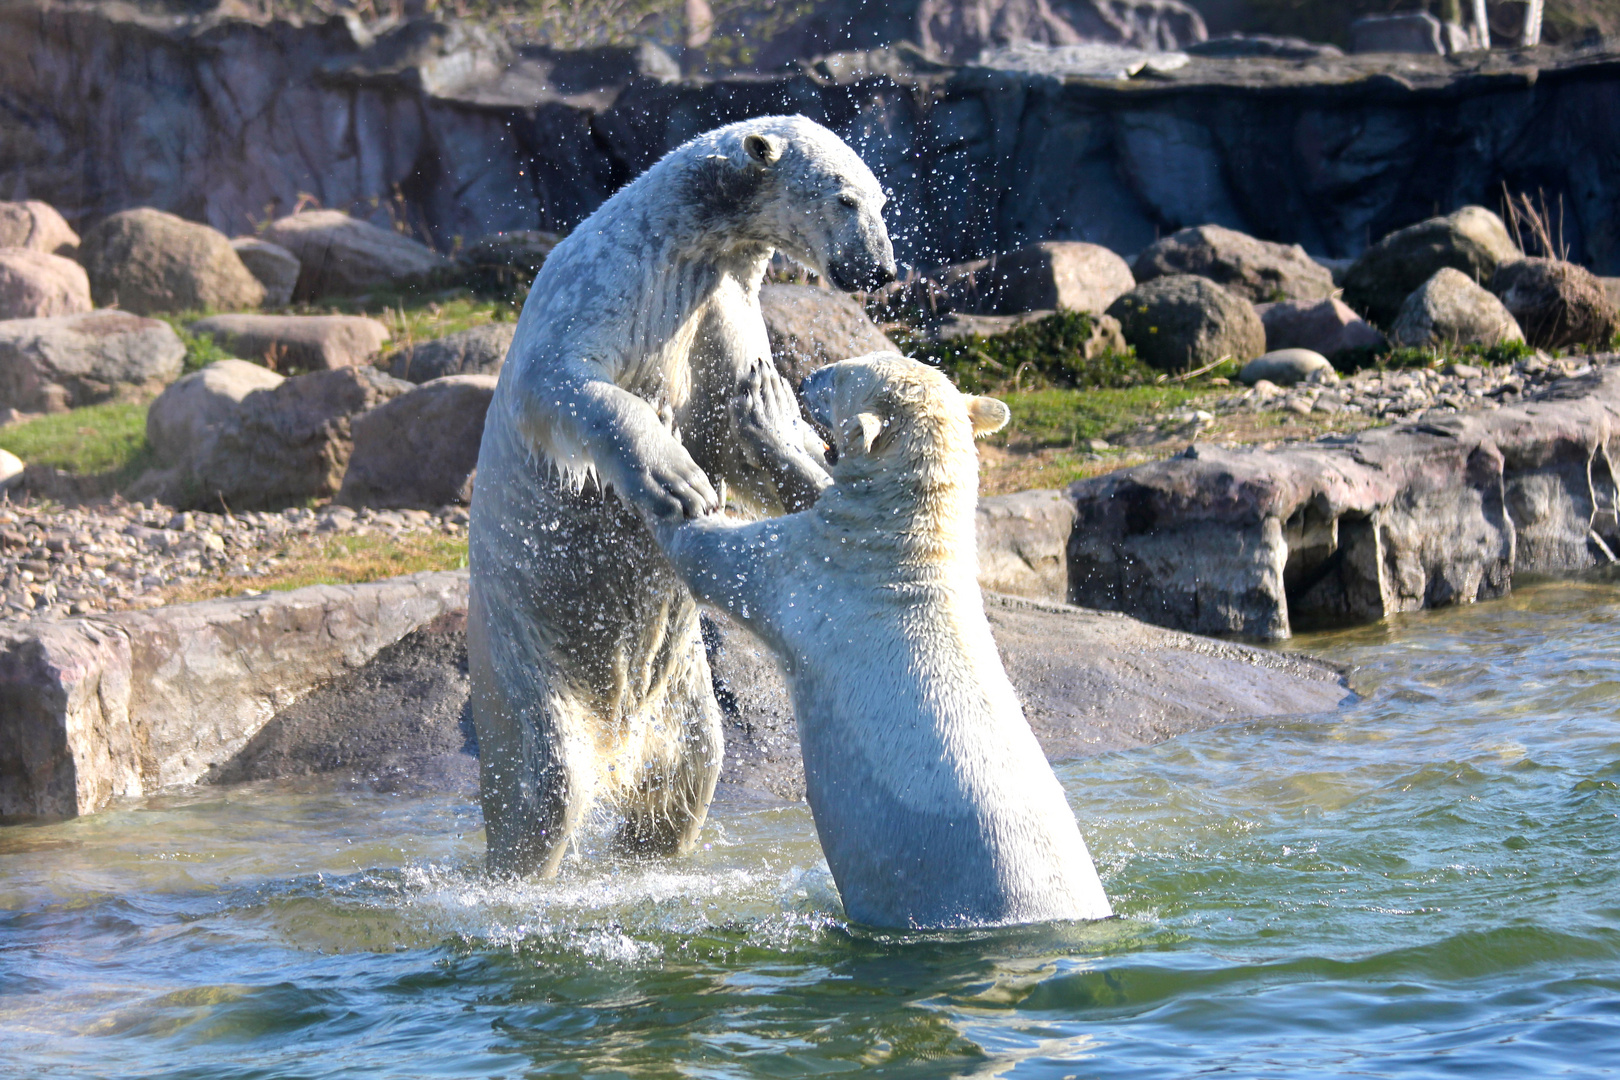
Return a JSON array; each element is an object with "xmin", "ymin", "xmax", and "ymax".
[
  {"xmin": 0, "ymin": 248, "xmax": 93, "ymax": 319},
  {"xmin": 188, "ymin": 314, "xmax": 390, "ymax": 374},
  {"xmin": 1257, "ymin": 297, "xmax": 1385, "ymax": 358},
  {"xmin": 0, "ymin": 201, "xmax": 79, "ymax": 257}
]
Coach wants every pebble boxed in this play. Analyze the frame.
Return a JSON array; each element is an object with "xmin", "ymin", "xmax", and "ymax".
[
  {"xmin": 1218, "ymin": 352, "xmax": 1601, "ymax": 422},
  {"xmin": 0, "ymin": 500, "xmax": 470, "ymax": 622}
]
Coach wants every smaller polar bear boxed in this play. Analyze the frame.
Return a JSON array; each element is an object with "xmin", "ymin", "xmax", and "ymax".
[{"xmin": 655, "ymin": 354, "xmax": 1112, "ymax": 928}]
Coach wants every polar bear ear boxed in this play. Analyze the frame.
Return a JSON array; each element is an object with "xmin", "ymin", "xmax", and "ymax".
[
  {"xmin": 967, "ymin": 396, "xmax": 1011, "ymax": 437},
  {"xmin": 744, "ymin": 133, "xmax": 784, "ymax": 167},
  {"xmin": 842, "ymin": 411, "xmax": 887, "ymax": 456}
]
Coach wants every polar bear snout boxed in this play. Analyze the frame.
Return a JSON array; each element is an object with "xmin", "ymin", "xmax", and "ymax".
[{"xmin": 825, "ymin": 247, "xmax": 897, "ymax": 292}]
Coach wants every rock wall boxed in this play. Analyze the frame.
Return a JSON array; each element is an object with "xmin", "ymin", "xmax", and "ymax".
[
  {"xmin": 1066, "ymin": 362, "xmax": 1620, "ymax": 639},
  {"xmin": 4, "ymin": 3, "xmax": 1620, "ymax": 271}
]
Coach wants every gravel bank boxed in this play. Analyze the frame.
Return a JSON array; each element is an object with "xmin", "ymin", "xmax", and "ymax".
[{"xmin": 0, "ymin": 501, "xmax": 467, "ymax": 620}]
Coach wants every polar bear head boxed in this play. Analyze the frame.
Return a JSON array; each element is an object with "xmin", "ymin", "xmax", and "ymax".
[
  {"xmin": 800, "ymin": 352, "xmax": 1008, "ymax": 484},
  {"xmin": 680, "ymin": 115, "xmax": 897, "ymax": 292}
]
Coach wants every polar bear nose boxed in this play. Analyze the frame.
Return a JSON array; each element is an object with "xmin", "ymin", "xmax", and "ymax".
[{"xmin": 799, "ymin": 367, "xmax": 836, "ymax": 430}]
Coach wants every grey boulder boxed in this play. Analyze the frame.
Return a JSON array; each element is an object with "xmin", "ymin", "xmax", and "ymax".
[
  {"xmin": 1132, "ymin": 224, "xmax": 1336, "ymax": 303},
  {"xmin": 387, "ymin": 322, "xmax": 515, "ymax": 383},
  {"xmin": 759, "ymin": 283, "xmax": 896, "ymax": 387},
  {"xmin": 230, "ymin": 237, "xmax": 301, "ymax": 308},
  {"xmin": 1342, "ymin": 206, "xmax": 1521, "ymax": 327},
  {"xmin": 924, "ymin": 241, "xmax": 1137, "ymax": 316},
  {"xmin": 0, "ymin": 311, "xmax": 184, "ymax": 413},
  {"xmin": 1391, "ymin": 267, "xmax": 1524, "ymax": 349},
  {"xmin": 0, "ymin": 248, "xmax": 92, "ymax": 319},
  {"xmin": 1106, "ymin": 273, "xmax": 1265, "ymax": 372},
  {"xmin": 1240, "ymin": 348, "xmax": 1335, "ymax": 387},
  {"xmin": 1490, "ymin": 257, "xmax": 1617, "ymax": 350},
  {"xmin": 178, "ymin": 366, "xmax": 412, "ymax": 511},
  {"xmin": 0, "ymin": 201, "xmax": 79, "ymax": 257},
  {"xmin": 337, "ymin": 374, "xmax": 495, "ymax": 509},
  {"xmin": 1258, "ymin": 296, "xmax": 1385, "ymax": 358},
  {"xmin": 142, "ymin": 359, "xmax": 285, "ymax": 494},
  {"xmin": 1348, "ymin": 11, "xmax": 1449, "ymax": 54},
  {"xmin": 78, "ymin": 208, "xmax": 264, "ymax": 315},
  {"xmin": 189, "ymin": 313, "xmax": 391, "ymax": 374},
  {"xmin": 261, "ymin": 210, "xmax": 451, "ymax": 299}
]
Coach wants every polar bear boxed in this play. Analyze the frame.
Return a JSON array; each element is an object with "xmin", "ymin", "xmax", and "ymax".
[
  {"xmin": 654, "ymin": 354, "xmax": 1113, "ymax": 928},
  {"xmin": 469, "ymin": 116, "xmax": 897, "ymax": 876}
]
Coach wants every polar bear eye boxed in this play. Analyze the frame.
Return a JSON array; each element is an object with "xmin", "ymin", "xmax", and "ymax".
[{"xmin": 838, "ymin": 193, "xmax": 859, "ymax": 209}]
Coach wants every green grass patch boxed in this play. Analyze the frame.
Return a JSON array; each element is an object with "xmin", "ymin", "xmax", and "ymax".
[
  {"xmin": 895, "ymin": 312, "xmax": 1156, "ymax": 394},
  {"xmin": 993, "ymin": 386, "xmax": 1203, "ymax": 448},
  {"xmin": 0, "ymin": 402, "xmax": 153, "ymax": 479},
  {"xmin": 1332, "ymin": 339, "xmax": 1537, "ymax": 374}
]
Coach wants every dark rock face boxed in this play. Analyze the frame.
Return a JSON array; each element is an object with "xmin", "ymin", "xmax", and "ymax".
[
  {"xmin": 6, "ymin": 6, "xmax": 1620, "ymax": 278},
  {"xmin": 1491, "ymin": 257, "xmax": 1618, "ymax": 350},
  {"xmin": 1107, "ymin": 273, "xmax": 1265, "ymax": 371},
  {"xmin": 1068, "ymin": 362, "xmax": 1620, "ymax": 639}
]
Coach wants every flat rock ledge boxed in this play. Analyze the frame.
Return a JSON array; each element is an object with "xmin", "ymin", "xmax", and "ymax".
[
  {"xmin": 0, "ymin": 572, "xmax": 1349, "ymax": 822},
  {"xmin": 1067, "ymin": 359, "xmax": 1620, "ymax": 639}
]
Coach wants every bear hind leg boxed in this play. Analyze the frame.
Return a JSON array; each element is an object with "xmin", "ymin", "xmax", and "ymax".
[{"xmin": 612, "ymin": 645, "xmax": 724, "ymax": 858}]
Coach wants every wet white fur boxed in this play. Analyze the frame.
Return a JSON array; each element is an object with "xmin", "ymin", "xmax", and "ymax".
[
  {"xmin": 469, "ymin": 116, "xmax": 895, "ymax": 876},
  {"xmin": 655, "ymin": 355, "xmax": 1113, "ymax": 928}
]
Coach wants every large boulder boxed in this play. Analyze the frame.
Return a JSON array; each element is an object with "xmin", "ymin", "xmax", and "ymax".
[
  {"xmin": 759, "ymin": 283, "xmax": 896, "ymax": 387},
  {"xmin": 177, "ymin": 366, "xmax": 412, "ymax": 510},
  {"xmin": 1132, "ymin": 224, "xmax": 1336, "ymax": 303},
  {"xmin": 261, "ymin": 210, "xmax": 451, "ymax": 299},
  {"xmin": 230, "ymin": 237, "xmax": 301, "ymax": 308},
  {"xmin": 143, "ymin": 359, "xmax": 285, "ymax": 490},
  {"xmin": 337, "ymin": 374, "xmax": 496, "ymax": 509},
  {"xmin": 78, "ymin": 208, "xmax": 264, "ymax": 315},
  {"xmin": 0, "ymin": 249, "xmax": 93, "ymax": 319},
  {"xmin": 1258, "ymin": 297, "xmax": 1385, "ymax": 358},
  {"xmin": 0, "ymin": 311, "xmax": 184, "ymax": 413},
  {"xmin": 923, "ymin": 242, "xmax": 1136, "ymax": 316},
  {"xmin": 387, "ymin": 322, "xmax": 515, "ymax": 383},
  {"xmin": 459, "ymin": 230, "xmax": 559, "ymax": 293},
  {"xmin": 1390, "ymin": 267, "xmax": 1524, "ymax": 349},
  {"xmin": 1490, "ymin": 258, "xmax": 1617, "ymax": 350},
  {"xmin": 189, "ymin": 314, "xmax": 391, "ymax": 374},
  {"xmin": 0, "ymin": 201, "xmax": 79, "ymax": 257},
  {"xmin": 1342, "ymin": 206, "xmax": 1521, "ymax": 327},
  {"xmin": 1106, "ymin": 274, "xmax": 1265, "ymax": 372}
]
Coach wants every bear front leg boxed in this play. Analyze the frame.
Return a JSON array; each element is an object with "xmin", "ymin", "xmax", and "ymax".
[{"xmin": 730, "ymin": 359, "xmax": 832, "ymax": 512}]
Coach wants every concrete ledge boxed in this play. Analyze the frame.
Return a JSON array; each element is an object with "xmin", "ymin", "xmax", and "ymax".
[{"xmin": 0, "ymin": 571, "xmax": 468, "ymax": 821}]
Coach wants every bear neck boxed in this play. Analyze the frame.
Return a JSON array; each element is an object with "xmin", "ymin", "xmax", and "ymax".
[{"xmin": 815, "ymin": 425, "xmax": 982, "ymax": 578}]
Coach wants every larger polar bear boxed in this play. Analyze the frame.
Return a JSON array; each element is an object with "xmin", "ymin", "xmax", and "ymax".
[
  {"xmin": 655, "ymin": 354, "xmax": 1112, "ymax": 928},
  {"xmin": 469, "ymin": 115, "xmax": 897, "ymax": 876}
]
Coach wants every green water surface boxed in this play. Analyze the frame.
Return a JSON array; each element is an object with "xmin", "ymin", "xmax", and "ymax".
[{"xmin": 3, "ymin": 579, "xmax": 1619, "ymax": 1078}]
